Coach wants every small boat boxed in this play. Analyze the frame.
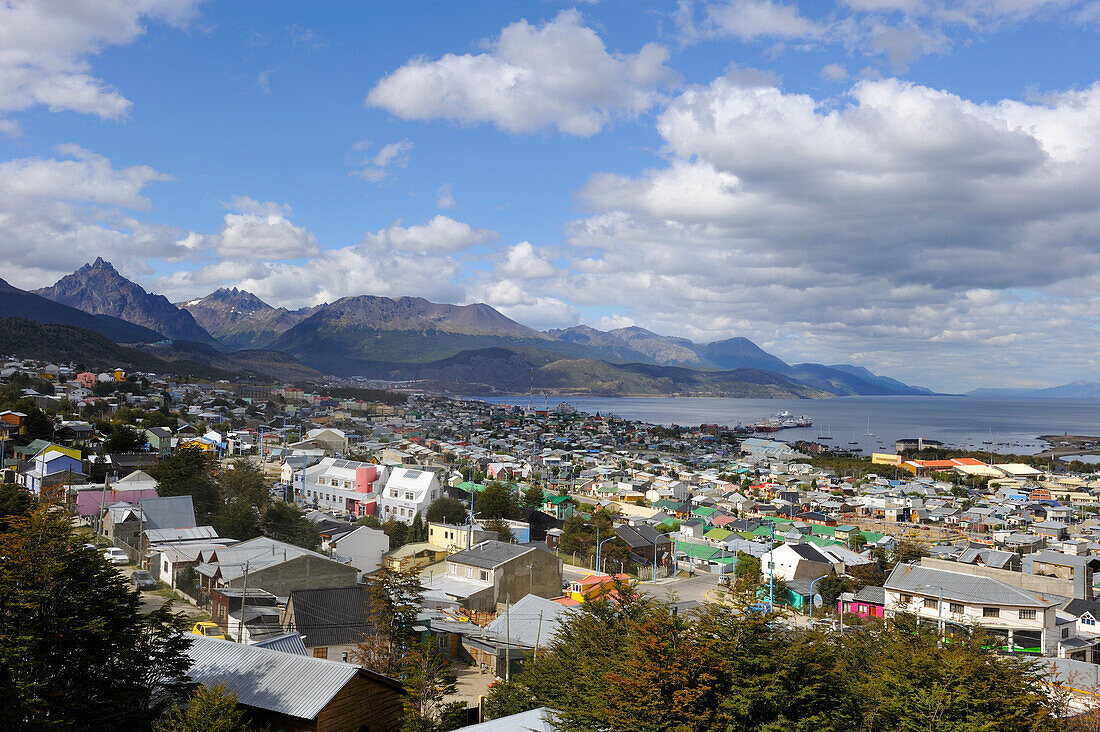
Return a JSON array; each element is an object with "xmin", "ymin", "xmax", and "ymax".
[{"xmin": 817, "ymin": 425, "xmax": 833, "ymax": 440}]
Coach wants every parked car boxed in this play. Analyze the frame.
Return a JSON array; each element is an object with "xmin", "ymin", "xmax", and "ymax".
[
  {"xmin": 191, "ymin": 621, "xmax": 228, "ymax": 640},
  {"xmin": 131, "ymin": 570, "xmax": 157, "ymax": 590},
  {"xmin": 103, "ymin": 547, "xmax": 129, "ymax": 565}
]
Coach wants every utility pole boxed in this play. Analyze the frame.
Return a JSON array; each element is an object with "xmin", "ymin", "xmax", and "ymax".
[
  {"xmin": 239, "ymin": 560, "xmax": 250, "ymax": 643},
  {"xmin": 504, "ymin": 594, "xmax": 511, "ymax": 682}
]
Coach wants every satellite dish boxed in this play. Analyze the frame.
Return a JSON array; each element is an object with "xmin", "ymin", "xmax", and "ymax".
[{"xmin": 812, "ymin": 593, "xmax": 823, "ymax": 608}]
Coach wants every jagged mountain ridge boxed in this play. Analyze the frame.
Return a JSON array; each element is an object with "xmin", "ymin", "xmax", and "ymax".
[
  {"xmin": 0, "ymin": 277, "xmax": 163, "ymax": 343},
  {"xmin": 177, "ymin": 287, "xmax": 320, "ymax": 350},
  {"xmin": 34, "ymin": 259, "xmax": 219, "ymax": 347}
]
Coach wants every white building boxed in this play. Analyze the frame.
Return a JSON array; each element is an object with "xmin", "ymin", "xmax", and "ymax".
[
  {"xmin": 761, "ymin": 542, "xmax": 844, "ymax": 582},
  {"xmin": 328, "ymin": 526, "xmax": 390, "ymax": 579},
  {"xmin": 884, "ymin": 563, "xmax": 1064, "ymax": 656},
  {"xmin": 378, "ymin": 467, "xmax": 440, "ymax": 524},
  {"xmin": 299, "ymin": 457, "xmax": 388, "ymax": 518}
]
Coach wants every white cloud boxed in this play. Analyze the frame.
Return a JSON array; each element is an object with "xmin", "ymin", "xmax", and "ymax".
[
  {"xmin": 0, "ymin": 0, "xmax": 202, "ymax": 128},
  {"xmin": 701, "ymin": 0, "xmax": 827, "ymax": 41},
  {"xmin": 159, "ymin": 216, "xmax": 499, "ymax": 308},
  {"xmin": 364, "ymin": 215, "xmax": 497, "ymax": 253},
  {"xmin": 469, "ymin": 280, "xmax": 578, "ymax": 330},
  {"xmin": 366, "ymin": 10, "xmax": 677, "ymax": 136},
  {"xmin": 555, "ymin": 74, "xmax": 1100, "ymax": 389},
  {"xmin": 351, "ymin": 139, "xmax": 413, "ymax": 183},
  {"xmin": 820, "ymin": 62, "xmax": 849, "ymax": 81},
  {"xmin": 256, "ymin": 67, "xmax": 276, "ymax": 94},
  {"xmin": 497, "ymin": 241, "xmax": 557, "ymax": 279},
  {"xmin": 174, "ymin": 198, "xmax": 319, "ymax": 260},
  {"xmin": 0, "ymin": 145, "xmax": 186, "ymax": 288},
  {"xmin": 435, "ymin": 183, "xmax": 456, "ymax": 209}
]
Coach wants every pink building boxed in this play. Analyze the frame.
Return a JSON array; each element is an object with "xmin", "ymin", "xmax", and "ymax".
[
  {"xmin": 75, "ymin": 372, "xmax": 98, "ymax": 388},
  {"xmin": 838, "ymin": 585, "xmax": 886, "ymax": 619}
]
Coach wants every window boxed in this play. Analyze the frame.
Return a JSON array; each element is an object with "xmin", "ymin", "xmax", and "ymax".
[
  {"xmin": 449, "ymin": 564, "xmax": 456, "ymax": 575},
  {"xmin": 923, "ymin": 598, "xmax": 938, "ymax": 609},
  {"xmin": 950, "ymin": 603, "xmax": 964, "ymax": 614},
  {"xmin": 465, "ymin": 567, "xmax": 473, "ymax": 578},
  {"xmin": 983, "ymin": 607, "xmax": 1000, "ymax": 618},
  {"xmin": 313, "ymin": 647, "xmax": 328, "ymax": 659},
  {"xmin": 1063, "ymin": 628, "xmax": 1071, "ymax": 639},
  {"xmin": 1019, "ymin": 609, "xmax": 1036, "ymax": 620},
  {"xmin": 479, "ymin": 570, "xmax": 489, "ymax": 582},
  {"xmin": 900, "ymin": 593, "xmax": 913, "ymax": 604},
  {"xmin": 1084, "ymin": 615, "xmax": 1096, "ymax": 626}
]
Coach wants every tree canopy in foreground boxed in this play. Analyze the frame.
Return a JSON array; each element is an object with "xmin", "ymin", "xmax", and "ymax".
[{"xmin": 485, "ymin": 581, "xmax": 1058, "ymax": 732}]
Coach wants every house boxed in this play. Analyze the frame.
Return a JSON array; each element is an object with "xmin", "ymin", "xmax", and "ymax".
[
  {"xmin": 542, "ymin": 493, "xmax": 575, "ymax": 520},
  {"xmin": 884, "ymin": 563, "xmax": 1063, "ymax": 655},
  {"xmin": 184, "ymin": 636, "xmax": 404, "ymax": 732},
  {"xmin": 761, "ymin": 542, "xmax": 843, "ymax": 582},
  {"xmin": 196, "ymin": 537, "xmax": 358, "ymax": 596},
  {"xmin": 1024, "ymin": 551, "xmax": 1100, "ymax": 601},
  {"xmin": 139, "ymin": 495, "xmax": 197, "ymax": 531},
  {"xmin": 614, "ymin": 523, "xmax": 672, "ymax": 566},
  {"xmin": 328, "ymin": 526, "xmax": 390, "ymax": 578},
  {"xmin": 283, "ymin": 585, "xmax": 373, "ymax": 662},
  {"xmin": 564, "ymin": 573, "xmax": 631, "ymax": 604},
  {"xmin": 300, "ymin": 458, "xmax": 387, "ymax": 517},
  {"xmin": 377, "ymin": 467, "xmax": 440, "ymax": 524},
  {"xmin": 428, "ymin": 540, "xmax": 562, "ymax": 613},
  {"xmin": 839, "ymin": 585, "xmax": 886, "ymax": 619},
  {"xmin": 144, "ymin": 426, "xmax": 174, "ymax": 453},
  {"xmin": 460, "ymin": 594, "xmax": 572, "ymax": 677},
  {"xmin": 22, "ymin": 445, "xmax": 83, "ymax": 496},
  {"xmin": 428, "ymin": 522, "xmax": 493, "ymax": 553},
  {"xmin": 289, "ymin": 427, "xmax": 349, "ymax": 455},
  {"xmin": 957, "ymin": 546, "xmax": 1021, "ymax": 572},
  {"xmin": 210, "ymin": 587, "xmax": 281, "ymax": 643}
]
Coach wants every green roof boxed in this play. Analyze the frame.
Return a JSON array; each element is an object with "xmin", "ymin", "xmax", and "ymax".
[
  {"xmin": 692, "ymin": 506, "xmax": 717, "ymax": 517},
  {"xmin": 835, "ymin": 525, "xmax": 858, "ymax": 533},
  {"xmin": 456, "ymin": 481, "xmax": 487, "ymax": 493},
  {"xmin": 712, "ymin": 555, "xmax": 738, "ymax": 565},
  {"xmin": 703, "ymin": 528, "xmax": 734, "ymax": 541},
  {"xmin": 545, "ymin": 494, "xmax": 570, "ymax": 505},
  {"xmin": 676, "ymin": 542, "xmax": 718, "ymax": 560},
  {"xmin": 809, "ymin": 525, "xmax": 836, "ymax": 537},
  {"xmin": 653, "ymin": 499, "xmax": 681, "ymax": 510}
]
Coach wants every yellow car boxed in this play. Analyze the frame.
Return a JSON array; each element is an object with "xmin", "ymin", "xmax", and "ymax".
[{"xmin": 191, "ymin": 621, "xmax": 228, "ymax": 640}]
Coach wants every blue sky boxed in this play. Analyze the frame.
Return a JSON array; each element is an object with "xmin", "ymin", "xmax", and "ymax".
[{"xmin": 2, "ymin": 0, "xmax": 1100, "ymax": 391}]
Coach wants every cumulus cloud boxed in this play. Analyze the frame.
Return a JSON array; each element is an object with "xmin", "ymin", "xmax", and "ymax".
[
  {"xmin": 158, "ymin": 216, "xmax": 499, "ymax": 308},
  {"xmin": 172, "ymin": 198, "xmax": 319, "ymax": 260},
  {"xmin": 351, "ymin": 139, "xmax": 413, "ymax": 183},
  {"xmin": 0, "ymin": 0, "xmax": 201, "ymax": 128},
  {"xmin": 366, "ymin": 10, "xmax": 677, "ymax": 136},
  {"xmin": 820, "ymin": 62, "xmax": 849, "ymax": 80},
  {"xmin": 496, "ymin": 241, "xmax": 557, "ymax": 279},
  {"xmin": 558, "ymin": 74, "xmax": 1100, "ymax": 388},
  {"xmin": 469, "ymin": 279, "xmax": 578, "ymax": 330},
  {"xmin": 0, "ymin": 145, "xmax": 186, "ymax": 288}
]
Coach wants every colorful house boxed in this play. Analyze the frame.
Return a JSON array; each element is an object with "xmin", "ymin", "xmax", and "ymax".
[
  {"xmin": 838, "ymin": 585, "xmax": 886, "ymax": 619},
  {"xmin": 542, "ymin": 493, "xmax": 575, "ymax": 520},
  {"xmin": 563, "ymin": 573, "xmax": 631, "ymax": 604}
]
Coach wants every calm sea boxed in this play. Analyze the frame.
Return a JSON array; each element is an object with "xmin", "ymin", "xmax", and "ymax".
[{"xmin": 467, "ymin": 395, "xmax": 1100, "ymax": 456}]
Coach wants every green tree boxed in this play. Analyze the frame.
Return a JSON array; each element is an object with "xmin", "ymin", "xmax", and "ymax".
[
  {"xmin": 382, "ymin": 519, "xmax": 410, "ymax": 550},
  {"xmin": 426, "ymin": 496, "xmax": 466, "ymax": 525},
  {"xmin": 0, "ymin": 482, "xmax": 34, "ymax": 532},
  {"xmin": 848, "ymin": 531, "xmax": 868, "ymax": 551},
  {"xmin": 103, "ymin": 423, "xmax": 146, "ymax": 453},
  {"xmin": 155, "ymin": 683, "xmax": 254, "ymax": 732},
  {"xmin": 734, "ymin": 551, "xmax": 762, "ymax": 589},
  {"xmin": 559, "ymin": 513, "xmax": 593, "ymax": 555},
  {"xmin": 478, "ymin": 481, "xmax": 517, "ymax": 520},
  {"xmin": 150, "ymin": 447, "xmax": 220, "ymax": 518},
  {"xmin": 261, "ymin": 502, "xmax": 318, "ymax": 549},
  {"xmin": 353, "ymin": 568, "xmax": 423, "ymax": 677},
  {"xmin": 399, "ymin": 641, "xmax": 459, "ymax": 732},
  {"xmin": 484, "ymin": 517, "xmax": 514, "ymax": 542},
  {"xmin": 217, "ymin": 459, "xmax": 268, "ymax": 510},
  {"xmin": 358, "ymin": 514, "xmax": 383, "ymax": 529},
  {"xmin": 522, "ymin": 484, "xmax": 544, "ymax": 512},
  {"xmin": 212, "ymin": 497, "xmax": 262, "ymax": 541},
  {"xmin": 0, "ymin": 504, "xmax": 194, "ymax": 730}
]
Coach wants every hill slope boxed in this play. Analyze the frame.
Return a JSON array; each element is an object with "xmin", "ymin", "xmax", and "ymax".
[
  {"xmin": 34, "ymin": 258, "xmax": 220, "ymax": 347},
  {"xmin": 0, "ymin": 318, "xmax": 235, "ymax": 379},
  {"xmin": 0, "ymin": 278, "xmax": 163, "ymax": 343}
]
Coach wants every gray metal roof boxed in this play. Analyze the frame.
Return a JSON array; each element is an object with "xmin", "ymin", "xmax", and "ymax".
[
  {"xmin": 483, "ymin": 594, "xmax": 572, "ymax": 648},
  {"xmin": 885, "ymin": 564, "xmax": 1056, "ymax": 608},
  {"xmin": 185, "ymin": 636, "xmax": 400, "ymax": 720},
  {"xmin": 451, "ymin": 707, "xmax": 555, "ymax": 731},
  {"xmin": 138, "ymin": 495, "xmax": 196, "ymax": 530},
  {"xmin": 249, "ymin": 634, "xmax": 307, "ymax": 658},
  {"xmin": 449, "ymin": 540, "xmax": 535, "ymax": 569}
]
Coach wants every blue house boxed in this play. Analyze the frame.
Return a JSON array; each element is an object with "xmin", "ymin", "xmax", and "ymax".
[{"xmin": 24, "ymin": 445, "xmax": 84, "ymax": 496}]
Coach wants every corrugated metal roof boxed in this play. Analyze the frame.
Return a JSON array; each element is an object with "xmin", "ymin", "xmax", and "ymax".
[
  {"xmin": 185, "ymin": 636, "xmax": 391, "ymax": 720},
  {"xmin": 138, "ymin": 495, "xmax": 196, "ymax": 530},
  {"xmin": 885, "ymin": 564, "xmax": 1056, "ymax": 608},
  {"xmin": 253, "ymin": 632, "xmax": 309, "ymax": 656},
  {"xmin": 451, "ymin": 707, "xmax": 554, "ymax": 731},
  {"xmin": 483, "ymin": 595, "xmax": 572, "ymax": 647},
  {"xmin": 450, "ymin": 540, "xmax": 535, "ymax": 569}
]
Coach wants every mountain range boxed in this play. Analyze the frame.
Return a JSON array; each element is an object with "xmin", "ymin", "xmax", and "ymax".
[
  {"xmin": 5, "ymin": 259, "xmax": 936, "ymax": 396},
  {"xmin": 967, "ymin": 381, "xmax": 1100, "ymax": 399}
]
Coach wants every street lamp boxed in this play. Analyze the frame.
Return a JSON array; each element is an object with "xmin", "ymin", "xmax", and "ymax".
[
  {"xmin": 597, "ymin": 536, "xmax": 615, "ymax": 575},
  {"xmin": 807, "ymin": 574, "xmax": 827, "ymax": 617}
]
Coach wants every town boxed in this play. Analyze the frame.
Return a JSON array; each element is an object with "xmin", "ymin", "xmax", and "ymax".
[{"xmin": 3, "ymin": 353, "xmax": 1100, "ymax": 730}]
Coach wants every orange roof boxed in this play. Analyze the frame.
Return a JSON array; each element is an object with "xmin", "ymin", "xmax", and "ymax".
[{"xmin": 952, "ymin": 458, "xmax": 987, "ymax": 466}]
